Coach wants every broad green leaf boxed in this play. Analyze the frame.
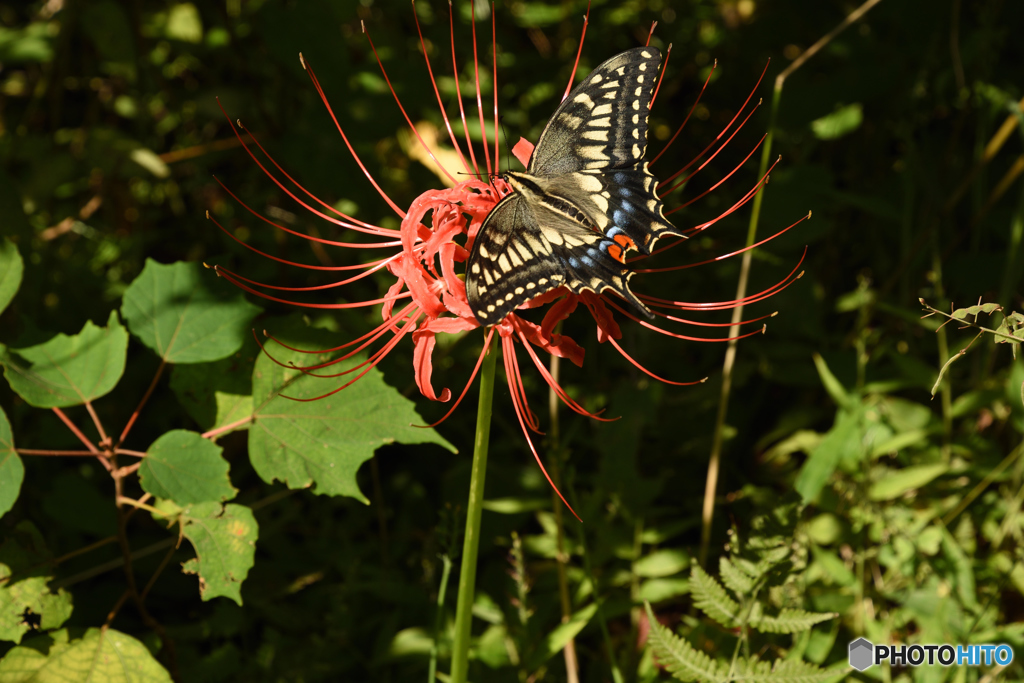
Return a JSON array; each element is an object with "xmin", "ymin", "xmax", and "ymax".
[
  {"xmin": 810, "ymin": 546, "xmax": 856, "ymax": 587},
  {"xmin": 0, "ymin": 628, "xmax": 172, "ymax": 682},
  {"xmin": 0, "ymin": 238, "xmax": 23, "ymax": 315},
  {"xmin": 811, "ymin": 103, "xmax": 863, "ymax": 140},
  {"xmin": 0, "ymin": 406, "xmax": 21, "ymax": 518},
  {"xmin": 525, "ymin": 603, "xmax": 598, "ymax": 670},
  {"xmin": 170, "ymin": 342, "xmax": 256, "ymax": 434},
  {"xmin": 634, "ymin": 549, "xmax": 690, "ymax": 578},
  {"xmin": 248, "ymin": 323, "xmax": 455, "ymax": 502},
  {"xmin": 475, "ymin": 624, "xmax": 510, "ymax": 668},
  {"xmin": 139, "ymin": 430, "xmax": 237, "ymax": 504},
  {"xmin": 638, "ymin": 578, "xmax": 689, "ymax": 603},
  {"xmin": 868, "ymin": 428, "xmax": 930, "ymax": 459},
  {"xmin": 868, "ymin": 463, "xmax": 947, "ymax": 501},
  {"xmin": 121, "ymin": 260, "xmax": 262, "ymax": 364},
  {"xmin": 0, "ymin": 523, "xmax": 73, "ymax": 643},
  {"xmin": 1, "ymin": 311, "xmax": 127, "ymax": 408},
  {"xmin": 154, "ymin": 500, "xmax": 257, "ymax": 605},
  {"xmin": 795, "ymin": 407, "xmax": 863, "ymax": 503},
  {"xmin": 690, "ymin": 565, "xmax": 739, "ymax": 628}
]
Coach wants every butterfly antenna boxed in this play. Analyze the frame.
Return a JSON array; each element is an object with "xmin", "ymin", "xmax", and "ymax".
[{"xmin": 498, "ymin": 116, "xmax": 513, "ymax": 173}]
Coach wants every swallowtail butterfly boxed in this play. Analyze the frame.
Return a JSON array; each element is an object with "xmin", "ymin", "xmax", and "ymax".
[{"xmin": 466, "ymin": 47, "xmax": 682, "ymax": 324}]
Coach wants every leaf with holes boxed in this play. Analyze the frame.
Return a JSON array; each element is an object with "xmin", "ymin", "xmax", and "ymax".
[
  {"xmin": 0, "ymin": 523, "xmax": 73, "ymax": 643},
  {"xmin": 0, "ymin": 628, "xmax": 172, "ymax": 682},
  {"xmin": 0, "ymin": 406, "xmax": 21, "ymax": 518},
  {"xmin": 248, "ymin": 322, "xmax": 455, "ymax": 502},
  {"xmin": 154, "ymin": 500, "xmax": 257, "ymax": 605},
  {"xmin": 0, "ymin": 311, "xmax": 127, "ymax": 408},
  {"xmin": 121, "ymin": 259, "xmax": 262, "ymax": 364},
  {"xmin": 139, "ymin": 430, "xmax": 237, "ymax": 504}
]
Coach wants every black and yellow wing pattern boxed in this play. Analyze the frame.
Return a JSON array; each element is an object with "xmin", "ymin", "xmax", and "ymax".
[{"xmin": 467, "ymin": 46, "xmax": 682, "ymax": 324}]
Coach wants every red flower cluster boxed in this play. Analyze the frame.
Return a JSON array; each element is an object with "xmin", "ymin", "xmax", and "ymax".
[{"xmin": 208, "ymin": 5, "xmax": 806, "ymax": 512}]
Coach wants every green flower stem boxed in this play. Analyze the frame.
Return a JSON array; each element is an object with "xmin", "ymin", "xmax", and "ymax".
[{"xmin": 450, "ymin": 332, "xmax": 499, "ymax": 683}]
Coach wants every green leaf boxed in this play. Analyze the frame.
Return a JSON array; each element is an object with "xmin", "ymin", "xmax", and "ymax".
[
  {"xmin": 643, "ymin": 602, "xmax": 727, "ymax": 682},
  {"xmin": 950, "ymin": 302, "xmax": 1001, "ymax": 320},
  {"xmin": 139, "ymin": 430, "xmax": 237, "ymax": 504},
  {"xmin": 811, "ymin": 354, "xmax": 851, "ymax": 408},
  {"xmin": 811, "ymin": 103, "xmax": 863, "ymax": 140},
  {"xmin": 0, "ymin": 628, "xmax": 172, "ymax": 682},
  {"xmin": 690, "ymin": 565, "xmax": 739, "ymax": 628},
  {"xmin": 1, "ymin": 311, "xmax": 127, "ymax": 408},
  {"xmin": 750, "ymin": 608, "xmax": 836, "ymax": 635},
  {"xmin": 634, "ymin": 549, "xmax": 690, "ymax": 578},
  {"xmin": 868, "ymin": 463, "xmax": 947, "ymax": 501},
  {"xmin": 0, "ymin": 406, "xmax": 21, "ymax": 518},
  {"xmin": 810, "ymin": 546, "xmax": 856, "ymax": 587},
  {"xmin": 154, "ymin": 500, "xmax": 257, "ymax": 605},
  {"xmin": 525, "ymin": 602, "xmax": 598, "ymax": 670},
  {"xmin": 166, "ymin": 3, "xmax": 203, "ymax": 43},
  {"xmin": 794, "ymin": 408, "xmax": 863, "ymax": 503},
  {"xmin": 0, "ymin": 523, "xmax": 73, "ymax": 643},
  {"xmin": 638, "ymin": 578, "xmax": 690, "ymax": 603},
  {"xmin": 248, "ymin": 323, "xmax": 455, "ymax": 502},
  {"xmin": 868, "ymin": 428, "xmax": 930, "ymax": 459},
  {"xmin": 0, "ymin": 237, "xmax": 23, "ymax": 315},
  {"xmin": 719, "ymin": 556, "xmax": 755, "ymax": 596},
  {"xmin": 121, "ymin": 260, "xmax": 262, "ymax": 364},
  {"xmin": 169, "ymin": 342, "xmax": 256, "ymax": 434}
]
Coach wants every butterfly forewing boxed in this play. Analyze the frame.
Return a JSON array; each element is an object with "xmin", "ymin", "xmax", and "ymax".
[{"xmin": 529, "ymin": 47, "xmax": 663, "ymax": 177}]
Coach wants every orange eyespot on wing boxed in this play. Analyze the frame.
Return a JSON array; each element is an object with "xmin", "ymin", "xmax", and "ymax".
[
  {"xmin": 607, "ymin": 244, "xmax": 624, "ymax": 263},
  {"xmin": 613, "ymin": 233, "xmax": 636, "ymax": 251}
]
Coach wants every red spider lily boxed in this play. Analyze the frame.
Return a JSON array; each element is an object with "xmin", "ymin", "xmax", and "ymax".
[{"xmin": 208, "ymin": 6, "xmax": 806, "ymax": 517}]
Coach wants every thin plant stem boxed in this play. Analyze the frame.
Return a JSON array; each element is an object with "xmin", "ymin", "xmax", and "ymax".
[
  {"xmin": 428, "ymin": 554, "xmax": 453, "ymax": 683},
  {"xmin": 449, "ymin": 332, "xmax": 498, "ymax": 683},
  {"xmin": 699, "ymin": 0, "xmax": 887, "ymax": 568},
  {"xmin": 547, "ymin": 334, "xmax": 579, "ymax": 683}
]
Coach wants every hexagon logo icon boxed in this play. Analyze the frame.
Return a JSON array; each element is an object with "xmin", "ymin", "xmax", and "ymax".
[{"xmin": 849, "ymin": 638, "xmax": 874, "ymax": 671}]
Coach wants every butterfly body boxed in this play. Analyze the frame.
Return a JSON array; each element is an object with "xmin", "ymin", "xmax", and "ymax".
[{"xmin": 467, "ymin": 47, "xmax": 681, "ymax": 324}]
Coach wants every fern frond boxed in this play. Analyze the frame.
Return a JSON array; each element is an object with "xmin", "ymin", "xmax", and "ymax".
[
  {"xmin": 644, "ymin": 602, "xmax": 729, "ymax": 683},
  {"xmin": 732, "ymin": 657, "xmax": 845, "ymax": 683},
  {"xmin": 691, "ymin": 565, "xmax": 740, "ymax": 628},
  {"xmin": 749, "ymin": 608, "xmax": 837, "ymax": 634},
  {"xmin": 719, "ymin": 557, "xmax": 755, "ymax": 596}
]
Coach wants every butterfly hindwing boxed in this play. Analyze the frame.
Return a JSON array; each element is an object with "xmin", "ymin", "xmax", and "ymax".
[{"xmin": 529, "ymin": 47, "xmax": 663, "ymax": 177}]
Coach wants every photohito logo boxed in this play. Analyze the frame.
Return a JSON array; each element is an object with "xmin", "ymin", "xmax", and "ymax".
[{"xmin": 848, "ymin": 638, "xmax": 1014, "ymax": 671}]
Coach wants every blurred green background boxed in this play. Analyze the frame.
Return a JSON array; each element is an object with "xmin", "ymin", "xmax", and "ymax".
[{"xmin": 1, "ymin": 0, "xmax": 1023, "ymax": 680}]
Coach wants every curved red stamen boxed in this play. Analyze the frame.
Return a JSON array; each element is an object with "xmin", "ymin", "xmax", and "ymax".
[
  {"xmin": 501, "ymin": 336, "xmax": 580, "ymax": 522},
  {"xmin": 207, "ymin": 212, "xmax": 397, "ymax": 272},
  {"xmin": 608, "ymin": 300, "xmax": 769, "ymax": 342},
  {"xmin": 491, "ymin": 4, "xmax": 501, "ymax": 175},
  {"xmin": 665, "ymin": 152, "xmax": 779, "ymax": 221},
  {"xmin": 264, "ymin": 302, "xmax": 417, "ymax": 357},
  {"xmin": 215, "ymin": 267, "xmax": 412, "ymax": 310},
  {"xmin": 412, "ymin": 0, "xmax": 473, "ymax": 176},
  {"xmin": 215, "ymin": 100, "xmax": 393, "ymax": 236},
  {"xmin": 637, "ymin": 211, "xmax": 808, "ymax": 274},
  {"xmin": 561, "ymin": 1, "xmax": 590, "ymax": 102},
  {"xmin": 650, "ymin": 59, "xmax": 717, "ymax": 167},
  {"xmin": 645, "ymin": 21, "xmax": 658, "ymax": 47},
  {"xmin": 669, "ymin": 132, "xmax": 766, "ymax": 210},
  {"xmin": 449, "ymin": 2, "xmax": 481, "ymax": 177},
  {"xmin": 650, "ymin": 42, "xmax": 671, "ymax": 109},
  {"xmin": 650, "ymin": 309, "xmax": 776, "ymax": 328},
  {"xmin": 660, "ymin": 97, "xmax": 763, "ymax": 196},
  {"xmin": 211, "ymin": 255, "xmax": 399, "ymax": 292},
  {"xmin": 639, "ymin": 248, "xmax": 807, "ymax": 311},
  {"xmin": 301, "ymin": 56, "xmax": 407, "ymax": 218},
  {"xmin": 469, "ymin": 1, "xmax": 493, "ymax": 180},
  {"xmin": 515, "ymin": 326, "xmax": 617, "ymax": 422},
  {"xmin": 606, "ymin": 335, "xmax": 707, "ymax": 386},
  {"xmin": 503, "ymin": 334, "xmax": 541, "ymax": 434},
  {"xmin": 287, "ymin": 311, "xmax": 421, "ymax": 377},
  {"xmin": 214, "ymin": 177, "xmax": 402, "ymax": 249},
  {"xmin": 415, "ymin": 328, "xmax": 496, "ymax": 428},
  {"xmin": 363, "ymin": 21, "xmax": 458, "ymax": 186}
]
